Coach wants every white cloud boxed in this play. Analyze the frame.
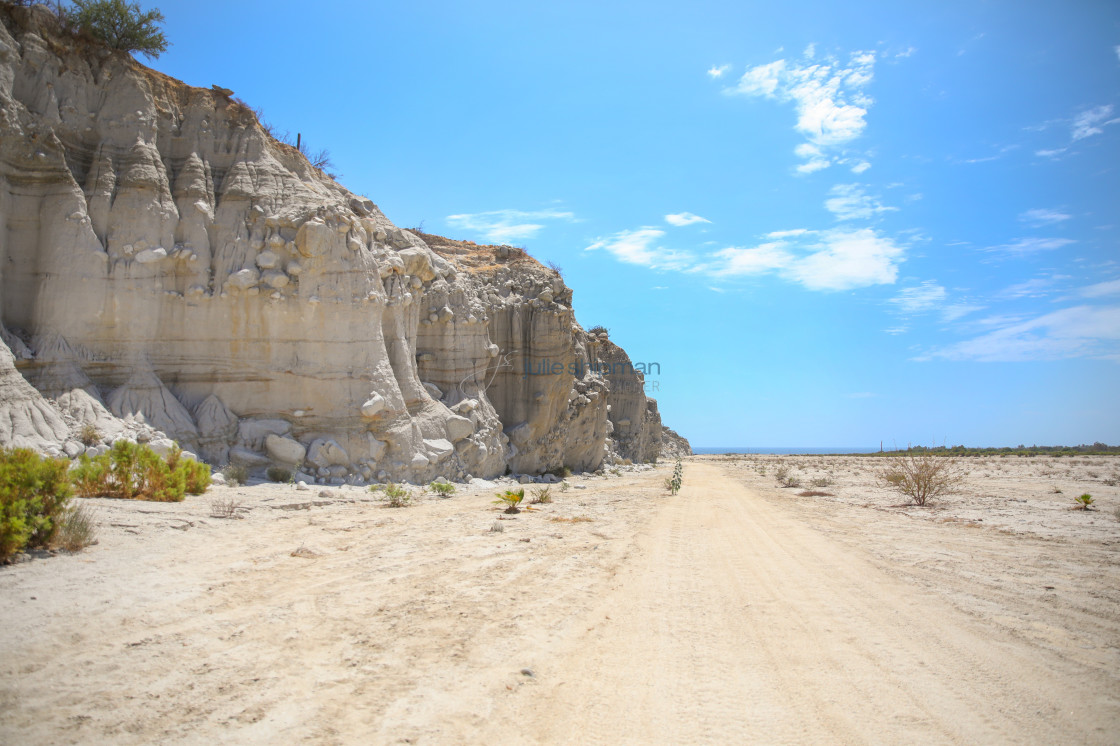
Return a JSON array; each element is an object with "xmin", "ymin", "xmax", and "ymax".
[
  {"xmin": 890, "ymin": 281, "xmax": 947, "ymax": 313},
  {"xmin": 766, "ymin": 228, "xmax": 812, "ymax": 239},
  {"xmin": 1071, "ymin": 105, "xmax": 1118, "ymax": 140},
  {"xmin": 1035, "ymin": 147, "xmax": 1068, "ymax": 158},
  {"xmin": 922, "ymin": 305, "xmax": 1120, "ymax": 362},
  {"xmin": 584, "ymin": 228, "xmax": 694, "ymax": 270},
  {"xmin": 1019, "ymin": 208, "xmax": 1071, "ymax": 227},
  {"xmin": 664, "ymin": 212, "xmax": 711, "ymax": 227},
  {"xmin": 707, "ymin": 64, "xmax": 731, "ymax": 78},
  {"xmin": 824, "ymin": 184, "xmax": 897, "ymax": 221},
  {"xmin": 705, "ymin": 242, "xmax": 794, "ymax": 276},
  {"xmin": 1082, "ymin": 278, "xmax": 1120, "ymax": 298},
  {"xmin": 446, "ymin": 208, "xmax": 574, "ymax": 243},
  {"xmin": 796, "ymin": 158, "xmax": 831, "ymax": 174},
  {"xmin": 893, "ymin": 47, "xmax": 916, "ymax": 59},
  {"xmin": 727, "ymin": 48, "xmax": 876, "ymax": 171},
  {"xmin": 784, "ymin": 228, "xmax": 903, "ymax": 290},
  {"xmin": 986, "ymin": 237, "xmax": 1076, "ymax": 255},
  {"xmin": 851, "ymin": 160, "xmax": 871, "ymax": 174}
]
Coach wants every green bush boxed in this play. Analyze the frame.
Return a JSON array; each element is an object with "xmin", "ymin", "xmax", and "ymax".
[
  {"xmin": 266, "ymin": 466, "xmax": 292, "ymax": 483},
  {"xmin": 220, "ymin": 463, "xmax": 248, "ymax": 487},
  {"xmin": 69, "ymin": 0, "xmax": 169, "ymax": 58},
  {"xmin": 0, "ymin": 449, "xmax": 74, "ymax": 562},
  {"xmin": 72, "ymin": 441, "xmax": 208, "ymax": 502},
  {"xmin": 430, "ymin": 480, "xmax": 455, "ymax": 497}
]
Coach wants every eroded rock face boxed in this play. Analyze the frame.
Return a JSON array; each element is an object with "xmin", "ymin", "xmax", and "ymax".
[{"xmin": 0, "ymin": 6, "xmax": 688, "ymax": 481}]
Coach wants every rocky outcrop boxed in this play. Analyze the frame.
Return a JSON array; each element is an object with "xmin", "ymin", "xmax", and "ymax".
[
  {"xmin": 0, "ymin": 5, "xmax": 685, "ymax": 483},
  {"xmin": 659, "ymin": 426, "xmax": 692, "ymax": 460}
]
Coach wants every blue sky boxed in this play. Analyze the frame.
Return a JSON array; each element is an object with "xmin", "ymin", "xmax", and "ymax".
[{"xmin": 151, "ymin": 0, "xmax": 1119, "ymax": 447}]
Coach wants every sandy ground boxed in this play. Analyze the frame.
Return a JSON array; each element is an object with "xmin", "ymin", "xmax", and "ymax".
[{"xmin": 1, "ymin": 455, "xmax": 1118, "ymax": 744}]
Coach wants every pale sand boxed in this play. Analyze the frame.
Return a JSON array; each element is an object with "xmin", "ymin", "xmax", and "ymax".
[{"xmin": 1, "ymin": 455, "xmax": 1118, "ymax": 743}]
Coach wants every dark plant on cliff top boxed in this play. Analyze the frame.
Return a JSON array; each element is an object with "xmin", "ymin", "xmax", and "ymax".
[{"xmin": 69, "ymin": 0, "xmax": 169, "ymax": 58}]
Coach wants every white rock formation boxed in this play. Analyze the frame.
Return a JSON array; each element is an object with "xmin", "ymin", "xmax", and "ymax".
[{"xmin": 0, "ymin": 5, "xmax": 689, "ymax": 480}]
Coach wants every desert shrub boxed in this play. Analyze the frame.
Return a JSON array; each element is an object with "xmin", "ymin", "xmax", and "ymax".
[
  {"xmin": 220, "ymin": 463, "xmax": 248, "ymax": 487},
  {"xmin": 494, "ymin": 488, "xmax": 525, "ymax": 513},
  {"xmin": 266, "ymin": 466, "xmax": 292, "ymax": 483},
  {"xmin": 69, "ymin": 0, "xmax": 169, "ymax": 58},
  {"xmin": 430, "ymin": 480, "xmax": 455, "ymax": 497},
  {"xmin": 0, "ymin": 449, "xmax": 74, "ymax": 561},
  {"xmin": 378, "ymin": 482, "xmax": 411, "ymax": 508},
  {"xmin": 530, "ymin": 486, "xmax": 552, "ymax": 504},
  {"xmin": 209, "ymin": 497, "xmax": 241, "ymax": 519},
  {"xmin": 78, "ymin": 422, "xmax": 102, "ymax": 446},
  {"xmin": 878, "ymin": 452, "xmax": 963, "ymax": 507},
  {"xmin": 72, "ymin": 441, "xmax": 205, "ymax": 502},
  {"xmin": 774, "ymin": 465, "xmax": 800, "ymax": 488},
  {"xmin": 810, "ymin": 476, "xmax": 834, "ymax": 488},
  {"xmin": 550, "ymin": 465, "xmax": 573, "ymax": 479},
  {"xmin": 588, "ymin": 326, "xmax": 609, "ymax": 336},
  {"xmin": 55, "ymin": 501, "xmax": 98, "ymax": 551}
]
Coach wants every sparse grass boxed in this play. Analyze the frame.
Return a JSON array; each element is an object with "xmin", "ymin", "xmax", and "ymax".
[
  {"xmin": 809, "ymin": 477, "xmax": 834, "ymax": 488},
  {"xmin": 220, "ymin": 464, "xmax": 249, "ymax": 487},
  {"xmin": 550, "ymin": 515, "xmax": 592, "ymax": 523},
  {"xmin": 559, "ymin": 481, "xmax": 570, "ymax": 492},
  {"xmin": 430, "ymin": 480, "xmax": 456, "ymax": 497},
  {"xmin": 530, "ymin": 486, "xmax": 552, "ymax": 504},
  {"xmin": 378, "ymin": 483, "xmax": 411, "ymax": 508},
  {"xmin": 774, "ymin": 465, "xmax": 801, "ymax": 488},
  {"xmin": 208, "ymin": 497, "xmax": 242, "ymax": 519},
  {"xmin": 266, "ymin": 466, "xmax": 291, "ymax": 483},
  {"xmin": 78, "ymin": 422, "xmax": 102, "ymax": 446},
  {"xmin": 878, "ymin": 452, "xmax": 963, "ymax": 507},
  {"xmin": 54, "ymin": 501, "xmax": 98, "ymax": 552}
]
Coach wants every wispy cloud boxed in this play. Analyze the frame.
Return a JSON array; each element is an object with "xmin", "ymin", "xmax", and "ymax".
[
  {"xmin": 446, "ymin": 208, "xmax": 575, "ymax": 243},
  {"xmin": 725, "ymin": 48, "xmax": 876, "ymax": 173},
  {"xmin": 1082, "ymin": 278, "xmax": 1120, "ymax": 298},
  {"xmin": 584, "ymin": 228, "xmax": 695, "ymax": 270},
  {"xmin": 1071, "ymin": 105, "xmax": 1118, "ymax": 140},
  {"xmin": 770, "ymin": 228, "xmax": 905, "ymax": 290},
  {"xmin": 1019, "ymin": 208, "xmax": 1071, "ymax": 227},
  {"xmin": 825, "ymin": 184, "xmax": 897, "ymax": 221},
  {"xmin": 850, "ymin": 161, "xmax": 871, "ymax": 174},
  {"xmin": 921, "ymin": 305, "xmax": 1120, "ymax": 362},
  {"xmin": 998, "ymin": 276, "xmax": 1070, "ymax": 299},
  {"xmin": 890, "ymin": 281, "xmax": 947, "ymax": 313},
  {"xmin": 766, "ymin": 228, "xmax": 812, "ymax": 239},
  {"xmin": 707, "ymin": 64, "xmax": 731, "ymax": 78},
  {"xmin": 664, "ymin": 212, "xmax": 711, "ymax": 227},
  {"xmin": 986, "ymin": 237, "xmax": 1076, "ymax": 255}
]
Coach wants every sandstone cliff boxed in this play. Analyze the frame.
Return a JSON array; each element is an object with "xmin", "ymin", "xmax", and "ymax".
[{"xmin": 0, "ymin": 4, "xmax": 689, "ymax": 482}]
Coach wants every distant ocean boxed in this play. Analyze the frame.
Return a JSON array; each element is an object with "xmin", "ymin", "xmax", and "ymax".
[{"xmin": 692, "ymin": 446, "xmax": 880, "ymax": 455}]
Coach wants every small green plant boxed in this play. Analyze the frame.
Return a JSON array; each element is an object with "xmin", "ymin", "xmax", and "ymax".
[
  {"xmin": 78, "ymin": 422, "xmax": 102, "ymax": 446},
  {"xmin": 1, "ymin": 449, "xmax": 74, "ymax": 562},
  {"xmin": 1073, "ymin": 493, "xmax": 1095, "ymax": 510},
  {"xmin": 530, "ymin": 486, "xmax": 552, "ymax": 504},
  {"xmin": 666, "ymin": 459, "xmax": 683, "ymax": 495},
  {"xmin": 494, "ymin": 488, "xmax": 525, "ymax": 513},
  {"xmin": 266, "ymin": 466, "xmax": 291, "ymax": 483},
  {"xmin": 774, "ymin": 464, "xmax": 800, "ymax": 488},
  {"xmin": 220, "ymin": 463, "xmax": 249, "ymax": 487},
  {"xmin": 810, "ymin": 477, "xmax": 834, "ymax": 488},
  {"xmin": 559, "ymin": 481, "xmax": 570, "ymax": 492},
  {"xmin": 380, "ymin": 482, "xmax": 411, "ymax": 508},
  {"xmin": 430, "ymin": 480, "xmax": 456, "ymax": 497}
]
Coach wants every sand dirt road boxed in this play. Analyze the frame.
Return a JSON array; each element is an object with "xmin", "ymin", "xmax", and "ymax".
[
  {"xmin": 487, "ymin": 461, "xmax": 1118, "ymax": 744},
  {"xmin": 2, "ymin": 459, "xmax": 1117, "ymax": 744}
]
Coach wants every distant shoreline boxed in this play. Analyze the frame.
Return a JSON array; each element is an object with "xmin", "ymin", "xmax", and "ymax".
[{"xmin": 692, "ymin": 447, "xmax": 879, "ymax": 455}]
